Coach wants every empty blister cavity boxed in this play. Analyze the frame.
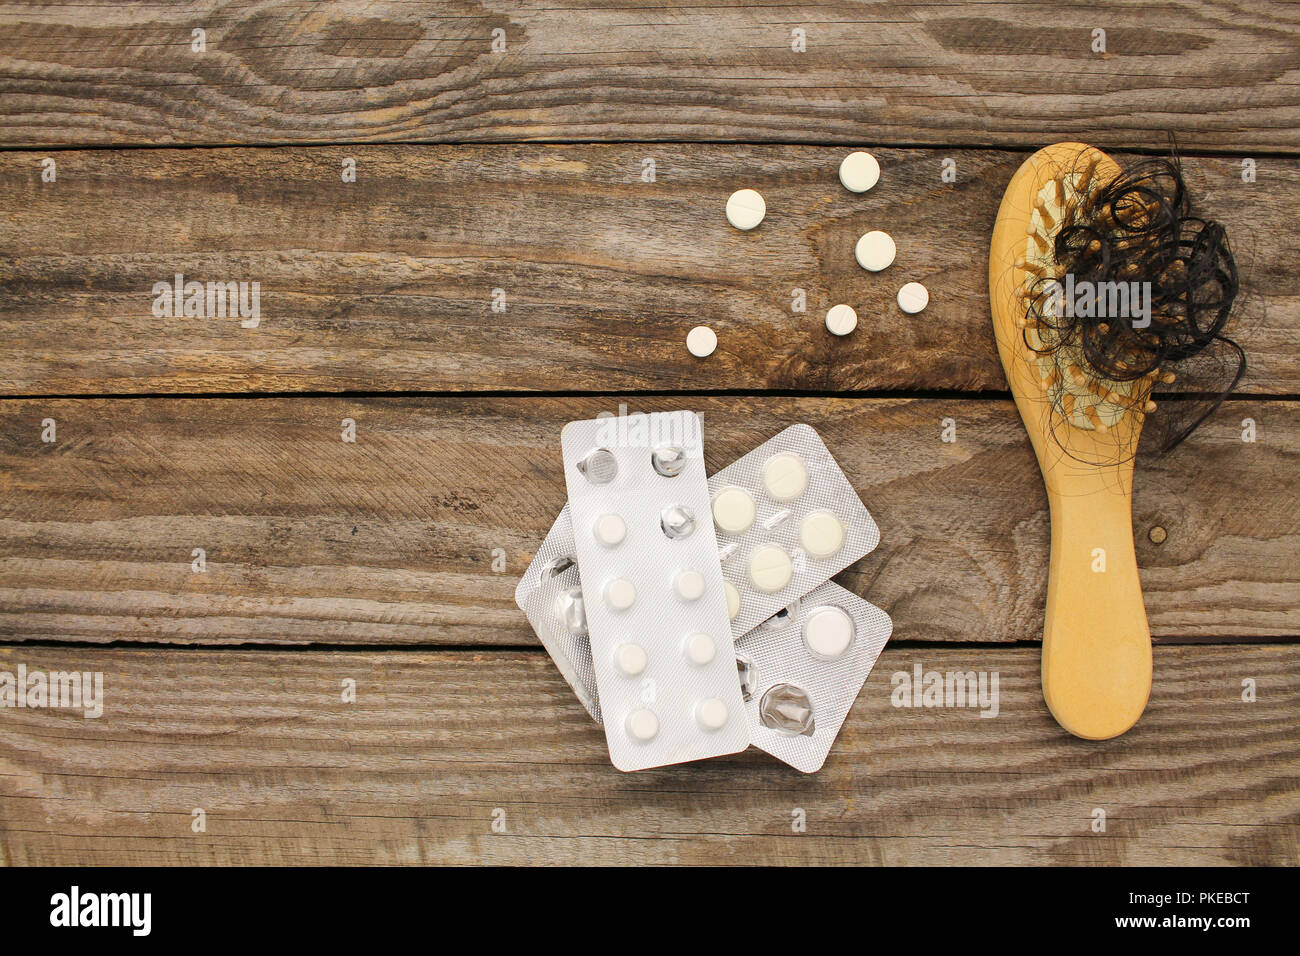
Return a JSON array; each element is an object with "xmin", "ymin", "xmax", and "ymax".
[
  {"xmin": 660, "ymin": 503, "xmax": 697, "ymax": 540},
  {"xmin": 749, "ymin": 544, "xmax": 793, "ymax": 593},
  {"xmin": 561, "ymin": 411, "xmax": 749, "ymax": 771},
  {"xmin": 652, "ymin": 444, "xmax": 687, "ymax": 477},
  {"xmin": 594, "ymin": 513, "xmax": 627, "ymax": 547},
  {"xmin": 760, "ymin": 683, "xmax": 815, "ymax": 736},
  {"xmin": 675, "ymin": 569, "xmax": 706, "ymax": 602},
  {"xmin": 804, "ymin": 605, "xmax": 855, "ymax": 660},
  {"xmin": 712, "ymin": 485, "xmax": 756, "ymax": 534},
  {"xmin": 762, "ymin": 452, "xmax": 808, "ymax": 501},
  {"xmin": 555, "ymin": 586, "xmax": 588, "ymax": 637},
  {"xmin": 577, "ymin": 448, "xmax": 618, "ymax": 484},
  {"xmin": 799, "ymin": 511, "xmax": 845, "ymax": 558}
]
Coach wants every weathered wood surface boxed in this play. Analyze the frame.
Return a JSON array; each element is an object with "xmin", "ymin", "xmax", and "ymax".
[
  {"xmin": 1, "ymin": 2, "xmax": 1297, "ymax": 151},
  {"xmin": 1, "ymin": 396, "xmax": 1294, "ymax": 647},
  {"xmin": 0, "ymin": 643, "xmax": 1295, "ymax": 866},
  {"xmin": 1, "ymin": 146, "xmax": 1293, "ymax": 395}
]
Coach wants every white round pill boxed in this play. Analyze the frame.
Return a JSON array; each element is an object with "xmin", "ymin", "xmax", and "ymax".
[
  {"xmin": 724, "ymin": 580, "xmax": 741, "ymax": 621},
  {"xmin": 615, "ymin": 642, "xmax": 648, "ymax": 676},
  {"xmin": 804, "ymin": 605, "xmax": 856, "ymax": 660},
  {"xmin": 762, "ymin": 452, "xmax": 809, "ymax": 501},
  {"xmin": 855, "ymin": 230, "xmax": 896, "ymax": 272},
  {"xmin": 604, "ymin": 578, "xmax": 636, "ymax": 610},
  {"xmin": 825, "ymin": 303, "xmax": 858, "ymax": 337},
  {"xmin": 594, "ymin": 513, "xmax": 626, "ymax": 547},
  {"xmin": 686, "ymin": 325, "xmax": 717, "ymax": 358},
  {"xmin": 675, "ymin": 569, "xmax": 706, "ymax": 602},
  {"xmin": 725, "ymin": 188, "xmax": 766, "ymax": 230},
  {"xmin": 898, "ymin": 281, "xmax": 930, "ymax": 314},
  {"xmin": 684, "ymin": 632, "xmax": 716, "ymax": 666},
  {"xmin": 839, "ymin": 151, "xmax": 880, "ymax": 193},
  {"xmin": 799, "ymin": 511, "xmax": 846, "ymax": 558},
  {"xmin": 695, "ymin": 697, "xmax": 728, "ymax": 731},
  {"xmin": 626, "ymin": 708, "xmax": 659, "ymax": 742},
  {"xmin": 749, "ymin": 544, "xmax": 793, "ymax": 593},
  {"xmin": 712, "ymin": 485, "xmax": 756, "ymax": 535}
]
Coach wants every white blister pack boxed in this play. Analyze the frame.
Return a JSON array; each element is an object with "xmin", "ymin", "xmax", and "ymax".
[
  {"xmin": 514, "ymin": 508, "xmax": 601, "ymax": 722},
  {"xmin": 736, "ymin": 581, "xmax": 892, "ymax": 772},
  {"xmin": 708, "ymin": 424, "xmax": 880, "ymax": 638},
  {"xmin": 561, "ymin": 411, "xmax": 749, "ymax": 771}
]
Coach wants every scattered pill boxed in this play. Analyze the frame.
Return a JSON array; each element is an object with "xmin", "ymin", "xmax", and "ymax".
[
  {"xmin": 825, "ymin": 303, "xmax": 858, "ymax": 336},
  {"xmin": 803, "ymin": 605, "xmax": 856, "ymax": 660},
  {"xmin": 626, "ymin": 708, "xmax": 659, "ymax": 741},
  {"xmin": 725, "ymin": 188, "xmax": 766, "ymax": 230},
  {"xmin": 855, "ymin": 230, "xmax": 896, "ymax": 272},
  {"xmin": 839, "ymin": 151, "xmax": 880, "ymax": 193},
  {"xmin": 695, "ymin": 697, "xmax": 729, "ymax": 731},
  {"xmin": 686, "ymin": 325, "xmax": 718, "ymax": 358},
  {"xmin": 660, "ymin": 503, "xmax": 697, "ymax": 540},
  {"xmin": 712, "ymin": 485, "xmax": 757, "ymax": 534},
  {"xmin": 651, "ymin": 444, "xmax": 687, "ymax": 477},
  {"xmin": 724, "ymin": 580, "xmax": 741, "ymax": 621},
  {"xmin": 577, "ymin": 447, "xmax": 618, "ymax": 484},
  {"xmin": 675, "ymin": 569, "xmax": 706, "ymax": 601},
  {"xmin": 749, "ymin": 544, "xmax": 793, "ymax": 593},
  {"xmin": 615, "ymin": 642, "xmax": 648, "ymax": 676},
  {"xmin": 762, "ymin": 452, "xmax": 809, "ymax": 501},
  {"xmin": 594, "ymin": 513, "xmax": 626, "ymax": 547},
  {"xmin": 604, "ymin": 577, "xmax": 636, "ymax": 610},
  {"xmin": 897, "ymin": 281, "xmax": 930, "ymax": 314},
  {"xmin": 799, "ymin": 511, "xmax": 845, "ymax": 558},
  {"xmin": 684, "ymin": 632, "xmax": 717, "ymax": 666}
]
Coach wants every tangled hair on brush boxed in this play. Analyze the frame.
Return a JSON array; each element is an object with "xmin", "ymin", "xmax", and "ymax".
[{"xmin": 1025, "ymin": 154, "xmax": 1246, "ymax": 455}]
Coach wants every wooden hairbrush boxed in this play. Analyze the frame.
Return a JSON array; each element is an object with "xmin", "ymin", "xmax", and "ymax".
[{"xmin": 990, "ymin": 142, "xmax": 1166, "ymax": 740}]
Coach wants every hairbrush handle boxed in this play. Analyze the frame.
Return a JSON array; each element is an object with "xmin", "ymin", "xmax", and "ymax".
[{"xmin": 1041, "ymin": 478, "xmax": 1152, "ymax": 740}]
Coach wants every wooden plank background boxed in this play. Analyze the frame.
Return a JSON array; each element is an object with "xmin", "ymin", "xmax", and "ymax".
[
  {"xmin": 1, "ymin": 644, "xmax": 1295, "ymax": 866},
  {"xmin": 1, "ymin": 146, "xmax": 1293, "ymax": 395},
  {"xmin": 0, "ymin": 1, "xmax": 1297, "ymax": 150},
  {"xmin": 0, "ymin": 1, "xmax": 1297, "ymax": 866}
]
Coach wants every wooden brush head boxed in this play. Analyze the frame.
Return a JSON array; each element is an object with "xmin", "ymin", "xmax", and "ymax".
[{"xmin": 991, "ymin": 142, "xmax": 1160, "ymax": 486}]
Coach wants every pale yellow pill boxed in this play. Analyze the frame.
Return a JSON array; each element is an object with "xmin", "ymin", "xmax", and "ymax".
[
  {"xmin": 724, "ymin": 580, "xmax": 741, "ymax": 621},
  {"xmin": 675, "ymin": 569, "xmax": 706, "ymax": 602},
  {"xmin": 825, "ymin": 303, "xmax": 858, "ymax": 336},
  {"xmin": 897, "ymin": 281, "xmax": 930, "ymax": 314},
  {"xmin": 726, "ymin": 188, "xmax": 766, "ymax": 230},
  {"xmin": 684, "ymin": 632, "xmax": 716, "ymax": 666},
  {"xmin": 839, "ymin": 151, "xmax": 880, "ymax": 193},
  {"xmin": 799, "ymin": 511, "xmax": 846, "ymax": 558},
  {"xmin": 712, "ymin": 485, "xmax": 756, "ymax": 534},
  {"xmin": 695, "ymin": 697, "xmax": 729, "ymax": 731},
  {"xmin": 626, "ymin": 708, "xmax": 659, "ymax": 742},
  {"xmin": 762, "ymin": 452, "xmax": 809, "ymax": 501},
  {"xmin": 749, "ymin": 544, "xmax": 793, "ymax": 593},
  {"xmin": 855, "ymin": 230, "xmax": 896, "ymax": 271},
  {"xmin": 804, "ymin": 606, "xmax": 855, "ymax": 659}
]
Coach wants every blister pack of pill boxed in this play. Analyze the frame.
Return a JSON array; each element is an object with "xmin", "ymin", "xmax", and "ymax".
[
  {"xmin": 735, "ymin": 581, "xmax": 892, "ymax": 773},
  {"xmin": 514, "ymin": 508, "xmax": 601, "ymax": 722},
  {"xmin": 560, "ymin": 411, "xmax": 750, "ymax": 771},
  {"xmin": 708, "ymin": 424, "xmax": 880, "ymax": 638}
]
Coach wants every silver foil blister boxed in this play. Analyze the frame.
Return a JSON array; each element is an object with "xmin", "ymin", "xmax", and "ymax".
[
  {"xmin": 708, "ymin": 424, "xmax": 880, "ymax": 639},
  {"xmin": 560, "ymin": 411, "xmax": 749, "ymax": 771},
  {"xmin": 736, "ymin": 581, "xmax": 892, "ymax": 773}
]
